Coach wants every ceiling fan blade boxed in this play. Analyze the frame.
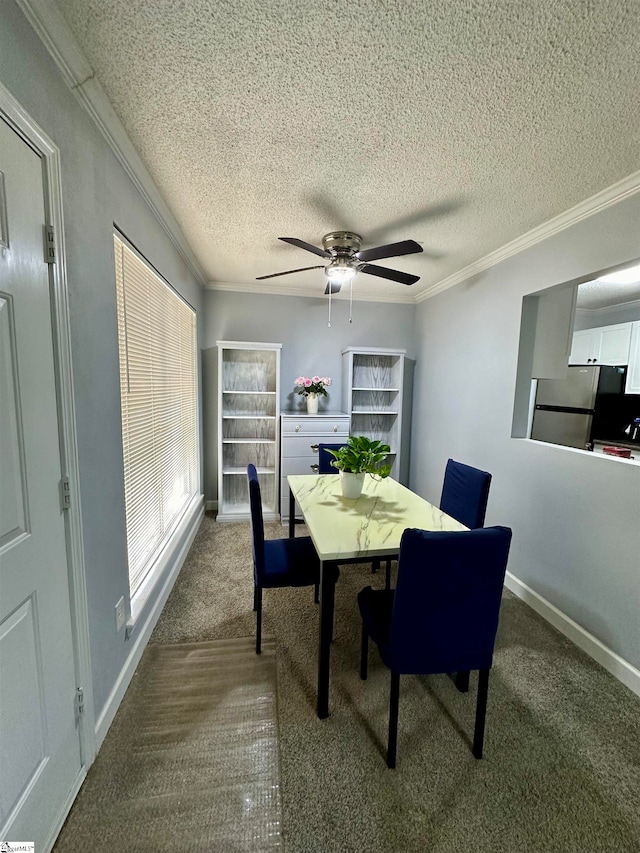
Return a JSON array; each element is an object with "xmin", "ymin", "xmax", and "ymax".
[
  {"xmin": 279, "ymin": 237, "xmax": 331, "ymax": 258},
  {"xmin": 356, "ymin": 239, "xmax": 424, "ymax": 263},
  {"xmin": 256, "ymin": 265, "xmax": 325, "ymax": 280},
  {"xmin": 324, "ymin": 282, "xmax": 342, "ymax": 295},
  {"xmin": 360, "ymin": 264, "xmax": 420, "ymax": 285}
]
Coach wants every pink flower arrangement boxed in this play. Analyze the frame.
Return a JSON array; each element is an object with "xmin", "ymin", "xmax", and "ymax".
[{"xmin": 294, "ymin": 375, "xmax": 332, "ymax": 397}]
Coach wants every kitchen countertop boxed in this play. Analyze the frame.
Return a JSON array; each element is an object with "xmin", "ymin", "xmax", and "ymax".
[{"xmin": 592, "ymin": 439, "xmax": 640, "ymax": 451}]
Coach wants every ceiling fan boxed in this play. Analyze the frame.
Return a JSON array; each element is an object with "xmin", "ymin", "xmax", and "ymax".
[{"xmin": 256, "ymin": 231, "xmax": 423, "ymax": 294}]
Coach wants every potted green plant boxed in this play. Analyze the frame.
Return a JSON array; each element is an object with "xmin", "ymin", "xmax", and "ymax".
[{"xmin": 326, "ymin": 435, "xmax": 392, "ymax": 499}]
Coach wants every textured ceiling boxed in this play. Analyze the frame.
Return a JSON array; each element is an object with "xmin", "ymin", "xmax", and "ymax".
[
  {"xmin": 577, "ymin": 267, "xmax": 640, "ymax": 311},
  {"xmin": 55, "ymin": 0, "xmax": 640, "ymax": 302}
]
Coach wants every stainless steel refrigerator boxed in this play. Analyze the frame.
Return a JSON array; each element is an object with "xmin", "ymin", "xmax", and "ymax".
[{"xmin": 531, "ymin": 365, "xmax": 626, "ymax": 449}]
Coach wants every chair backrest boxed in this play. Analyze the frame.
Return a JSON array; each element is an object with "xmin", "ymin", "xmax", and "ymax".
[
  {"xmin": 318, "ymin": 443, "xmax": 346, "ymax": 474},
  {"xmin": 440, "ymin": 458, "xmax": 492, "ymax": 529},
  {"xmin": 247, "ymin": 464, "xmax": 265, "ymax": 582},
  {"xmin": 390, "ymin": 526, "xmax": 512, "ymax": 675}
]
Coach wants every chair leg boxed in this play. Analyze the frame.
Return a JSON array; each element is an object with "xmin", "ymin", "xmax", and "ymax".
[
  {"xmin": 314, "ymin": 582, "xmax": 319, "ymax": 604},
  {"xmin": 454, "ymin": 670, "xmax": 470, "ymax": 692},
  {"xmin": 255, "ymin": 587, "xmax": 263, "ymax": 654},
  {"xmin": 253, "ymin": 585, "xmax": 258, "ymax": 612},
  {"xmin": 385, "ymin": 559, "xmax": 392, "ymax": 590},
  {"xmin": 360, "ymin": 622, "xmax": 368, "ymax": 680},
  {"xmin": 387, "ymin": 672, "xmax": 400, "ymax": 769},
  {"xmin": 473, "ymin": 668, "xmax": 490, "ymax": 759},
  {"xmin": 372, "ymin": 558, "xmax": 380, "ymax": 574}
]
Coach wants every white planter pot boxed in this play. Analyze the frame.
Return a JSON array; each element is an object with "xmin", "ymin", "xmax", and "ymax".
[
  {"xmin": 340, "ymin": 470, "xmax": 365, "ymax": 499},
  {"xmin": 306, "ymin": 393, "xmax": 319, "ymax": 414}
]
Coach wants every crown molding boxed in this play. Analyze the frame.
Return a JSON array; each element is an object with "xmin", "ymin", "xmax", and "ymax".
[
  {"xmin": 415, "ymin": 170, "xmax": 640, "ymax": 303},
  {"xmin": 205, "ymin": 280, "xmax": 416, "ymax": 304},
  {"xmin": 16, "ymin": 0, "xmax": 208, "ymax": 288},
  {"xmin": 575, "ymin": 297, "xmax": 640, "ymax": 316}
]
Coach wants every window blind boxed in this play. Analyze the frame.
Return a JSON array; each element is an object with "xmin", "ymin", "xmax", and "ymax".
[{"xmin": 114, "ymin": 234, "xmax": 198, "ymax": 596}]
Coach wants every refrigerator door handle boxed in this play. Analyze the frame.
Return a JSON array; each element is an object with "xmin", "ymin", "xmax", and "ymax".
[{"xmin": 535, "ymin": 404, "xmax": 595, "ymax": 415}]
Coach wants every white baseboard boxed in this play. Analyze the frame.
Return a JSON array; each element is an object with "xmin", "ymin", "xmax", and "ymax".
[
  {"xmin": 94, "ymin": 500, "xmax": 204, "ymax": 747},
  {"xmin": 505, "ymin": 571, "xmax": 640, "ymax": 698}
]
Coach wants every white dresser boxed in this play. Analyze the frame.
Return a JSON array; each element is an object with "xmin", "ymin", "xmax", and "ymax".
[{"xmin": 280, "ymin": 412, "xmax": 350, "ymax": 523}]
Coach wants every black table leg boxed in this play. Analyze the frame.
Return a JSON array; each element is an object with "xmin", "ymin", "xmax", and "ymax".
[
  {"xmin": 288, "ymin": 487, "xmax": 295, "ymax": 538},
  {"xmin": 317, "ymin": 559, "xmax": 336, "ymax": 719}
]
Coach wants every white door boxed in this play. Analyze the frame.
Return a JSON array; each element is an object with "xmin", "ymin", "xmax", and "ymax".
[{"xmin": 0, "ymin": 118, "xmax": 82, "ymax": 847}]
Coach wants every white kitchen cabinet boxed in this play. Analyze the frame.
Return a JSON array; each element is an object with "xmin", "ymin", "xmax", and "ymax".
[
  {"xmin": 217, "ymin": 341, "xmax": 281, "ymax": 522},
  {"xmin": 625, "ymin": 322, "xmax": 640, "ymax": 395},
  {"xmin": 569, "ymin": 322, "xmax": 632, "ymax": 366},
  {"xmin": 569, "ymin": 329, "xmax": 596, "ymax": 365},
  {"xmin": 280, "ymin": 412, "xmax": 350, "ymax": 523},
  {"xmin": 342, "ymin": 347, "xmax": 406, "ymax": 480}
]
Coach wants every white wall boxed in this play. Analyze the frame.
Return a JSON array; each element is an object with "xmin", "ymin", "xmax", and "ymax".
[
  {"xmin": 1, "ymin": 2, "xmax": 204, "ymax": 722},
  {"xmin": 202, "ymin": 290, "xmax": 416, "ymax": 500},
  {"xmin": 411, "ymin": 191, "xmax": 640, "ymax": 674}
]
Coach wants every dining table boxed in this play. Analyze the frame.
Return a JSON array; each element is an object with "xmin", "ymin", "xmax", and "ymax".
[{"xmin": 287, "ymin": 473, "xmax": 468, "ymax": 718}]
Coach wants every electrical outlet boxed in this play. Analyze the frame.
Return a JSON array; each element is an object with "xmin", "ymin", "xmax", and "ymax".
[{"xmin": 115, "ymin": 597, "xmax": 125, "ymax": 632}]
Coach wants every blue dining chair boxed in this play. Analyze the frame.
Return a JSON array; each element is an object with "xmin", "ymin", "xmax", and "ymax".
[
  {"xmin": 318, "ymin": 443, "xmax": 345, "ymax": 474},
  {"xmin": 247, "ymin": 464, "xmax": 338, "ymax": 654},
  {"xmin": 439, "ymin": 458, "xmax": 493, "ymax": 691},
  {"xmin": 439, "ymin": 458, "xmax": 492, "ymax": 530},
  {"xmin": 318, "ymin": 443, "xmax": 391, "ymax": 587},
  {"xmin": 358, "ymin": 525, "xmax": 512, "ymax": 768}
]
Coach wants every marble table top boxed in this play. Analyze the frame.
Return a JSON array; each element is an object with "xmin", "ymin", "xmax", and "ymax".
[{"xmin": 287, "ymin": 474, "xmax": 468, "ymax": 561}]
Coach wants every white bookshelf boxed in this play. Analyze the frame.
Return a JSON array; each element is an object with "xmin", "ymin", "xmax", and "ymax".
[
  {"xmin": 217, "ymin": 341, "xmax": 282, "ymax": 521},
  {"xmin": 342, "ymin": 346, "xmax": 406, "ymax": 480}
]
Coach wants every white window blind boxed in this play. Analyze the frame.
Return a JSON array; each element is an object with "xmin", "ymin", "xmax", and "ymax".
[{"xmin": 114, "ymin": 234, "xmax": 198, "ymax": 596}]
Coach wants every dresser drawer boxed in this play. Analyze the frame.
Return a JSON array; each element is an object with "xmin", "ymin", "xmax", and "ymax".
[
  {"xmin": 281, "ymin": 435, "xmax": 337, "ymax": 460},
  {"xmin": 281, "ymin": 455, "xmax": 324, "ymax": 477},
  {"xmin": 281, "ymin": 416, "xmax": 349, "ymax": 436}
]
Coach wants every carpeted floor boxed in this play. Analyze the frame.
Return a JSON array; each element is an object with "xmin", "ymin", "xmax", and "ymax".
[{"xmin": 57, "ymin": 514, "xmax": 640, "ymax": 851}]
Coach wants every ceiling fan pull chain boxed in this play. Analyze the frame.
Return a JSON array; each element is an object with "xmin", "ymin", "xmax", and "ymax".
[{"xmin": 327, "ymin": 285, "xmax": 332, "ymax": 327}]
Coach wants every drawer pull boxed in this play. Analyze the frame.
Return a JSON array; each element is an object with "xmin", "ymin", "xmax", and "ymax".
[
  {"xmin": 333, "ymin": 426, "xmax": 338, "ymax": 432},
  {"xmin": 295, "ymin": 425, "xmax": 300, "ymax": 432},
  {"xmin": 310, "ymin": 464, "xmax": 319, "ymax": 472},
  {"xmin": 310, "ymin": 444, "xmax": 319, "ymax": 452}
]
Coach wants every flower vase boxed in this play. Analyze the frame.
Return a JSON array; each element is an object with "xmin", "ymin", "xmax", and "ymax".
[{"xmin": 306, "ymin": 393, "xmax": 319, "ymax": 414}]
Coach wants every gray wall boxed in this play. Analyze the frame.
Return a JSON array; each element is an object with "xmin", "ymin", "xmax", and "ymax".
[
  {"xmin": 1, "ymin": 3, "xmax": 204, "ymax": 719},
  {"xmin": 202, "ymin": 290, "xmax": 416, "ymax": 500},
  {"xmin": 410, "ymin": 191, "xmax": 640, "ymax": 671}
]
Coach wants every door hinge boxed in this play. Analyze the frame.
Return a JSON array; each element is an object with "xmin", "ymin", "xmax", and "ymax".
[
  {"xmin": 59, "ymin": 475, "xmax": 71, "ymax": 510},
  {"xmin": 44, "ymin": 224, "xmax": 56, "ymax": 264},
  {"xmin": 76, "ymin": 687, "xmax": 85, "ymax": 717}
]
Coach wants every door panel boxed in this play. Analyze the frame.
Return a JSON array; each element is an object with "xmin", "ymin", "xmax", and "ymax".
[
  {"xmin": 0, "ymin": 294, "xmax": 28, "ymax": 547},
  {"xmin": 0, "ymin": 597, "xmax": 47, "ymax": 819},
  {"xmin": 0, "ymin": 117, "xmax": 82, "ymax": 847},
  {"xmin": 569, "ymin": 329, "xmax": 595, "ymax": 364},
  {"xmin": 598, "ymin": 324, "xmax": 631, "ymax": 365}
]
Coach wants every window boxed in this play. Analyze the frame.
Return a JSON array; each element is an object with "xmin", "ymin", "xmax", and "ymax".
[{"xmin": 114, "ymin": 233, "xmax": 198, "ymax": 597}]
